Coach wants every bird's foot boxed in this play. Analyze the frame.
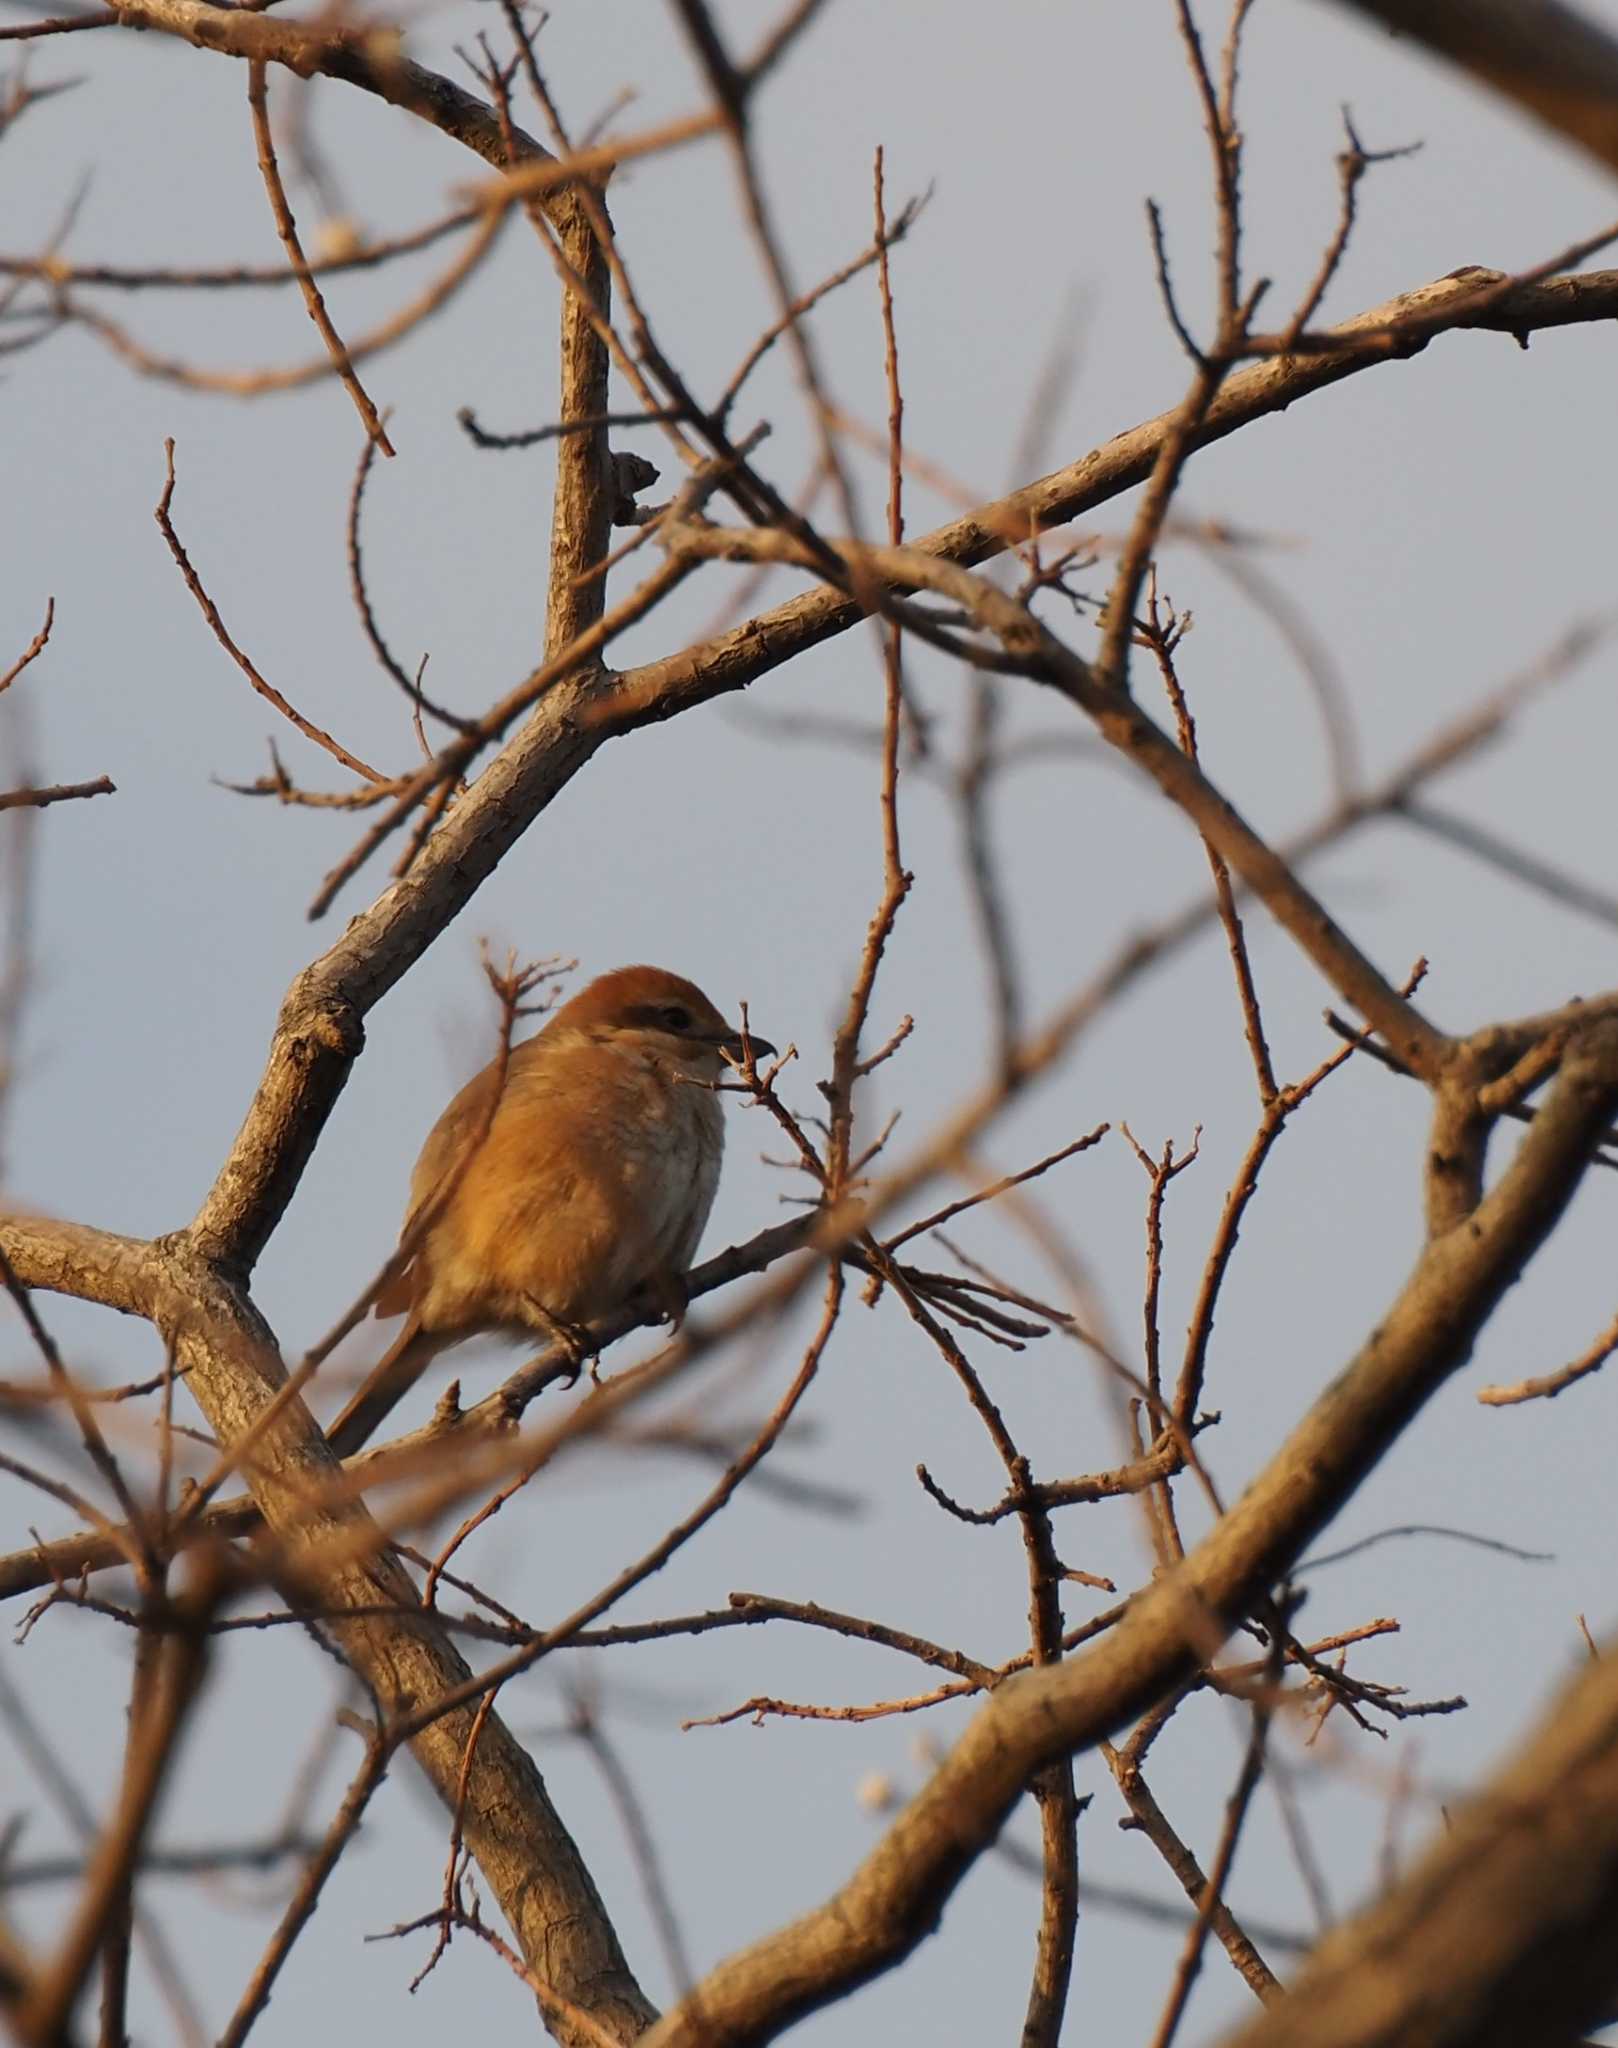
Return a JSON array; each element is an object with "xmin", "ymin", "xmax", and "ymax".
[
  {"xmin": 635, "ymin": 1267, "xmax": 689, "ymax": 1331},
  {"xmin": 520, "ymin": 1296, "xmax": 597, "ymax": 1385}
]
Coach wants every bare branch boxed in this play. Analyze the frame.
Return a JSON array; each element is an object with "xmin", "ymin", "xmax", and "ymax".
[
  {"xmin": 1320, "ymin": 0, "xmax": 1618, "ymax": 178},
  {"xmin": 245, "ymin": 61, "xmax": 393, "ymax": 455},
  {"xmin": 641, "ymin": 1025, "xmax": 1618, "ymax": 2046}
]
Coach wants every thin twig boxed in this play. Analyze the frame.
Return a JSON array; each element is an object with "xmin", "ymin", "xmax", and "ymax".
[
  {"xmin": 345, "ymin": 426, "xmax": 472, "ymax": 733},
  {"xmin": 0, "ymin": 775, "xmax": 114, "ymax": 811},
  {"xmin": 1477, "ymin": 1303, "xmax": 1618, "ymax": 1407},
  {"xmin": 246, "ymin": 61, "xmax": 393, "ymax": 453},
  {"xmin": 154, "ymin": 442, "xmax": 385, "ymax": 783},
  {"xmin": 0, "ymin": 599, "xmax": 53, "ymax": 696}
]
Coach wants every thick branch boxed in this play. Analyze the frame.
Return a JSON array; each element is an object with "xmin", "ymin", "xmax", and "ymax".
[
  {"xmin": 603, "ymin": 268, "xmax": 1618, "ymax": 730},
  {"xmin": 0, "ymin": 1215, "xmax": 160, "ymax": 1319},
  {"xmin": 8, "ymin": 1226, "xmax": 653, "ymax": 2044},
  {"xmin": 1223, "ymin": 1629, "xmax": 1618, "ymax": 2046},
  {"xmin": 185, "ymin": 673, "xmax": 608, "ymax": 1272},
  {"xmin": 661, "ymin": 522, "xmax": 1448, "ymax": 1077},
  {"xmin": 101, "ymin": 0, "xmax": 555, "ymax": 179},
  {"xmin": 181, "ymin": 266, "xmax": 1612, "ymax": 1276},
  {"xmin": 542, "ymin": 186, "xmax": 615, "ymax": 657},
  {"xmin": 0, "ymin": 1212, "xmax": 820, "ymax": 1602},
  {"xmin": 641, "ymin": 1023, "xmax": 1618, "ymax": 2047}
]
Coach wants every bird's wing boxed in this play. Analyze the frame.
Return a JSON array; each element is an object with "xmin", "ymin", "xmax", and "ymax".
[{"xmin": 373, "ymin": 1057, "xmax": 508, "ymax": 1317}]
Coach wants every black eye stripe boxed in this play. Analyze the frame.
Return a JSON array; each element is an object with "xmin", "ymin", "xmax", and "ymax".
[{"xmin": 625, "ymin": 1002, "xmax": 697, "ymax": 1033}]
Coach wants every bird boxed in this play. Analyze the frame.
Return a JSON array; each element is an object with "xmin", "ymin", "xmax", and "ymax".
[{"xmin": 325, "ymin": 964, "xmax": 772, "ymax": 1459}]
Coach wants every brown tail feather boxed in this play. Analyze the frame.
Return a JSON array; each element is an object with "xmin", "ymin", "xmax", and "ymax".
[
  {"xmin": 326, "ymin": 1318, "xmax": 449, "ymax": 1459},
  {"xmin": 373, "ymin": 1257, "xmax": 417, "ymax": 1320}
]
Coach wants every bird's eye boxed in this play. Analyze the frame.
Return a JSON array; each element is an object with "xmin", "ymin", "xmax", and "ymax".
[{"xmin": 660, "ymin": 1005, "xmax": 693, "ymax": 1031}]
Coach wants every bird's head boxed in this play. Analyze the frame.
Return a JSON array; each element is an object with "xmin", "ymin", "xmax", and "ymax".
[{"xmin": 552, "ymin": 965, "xmax": 774, "ymax": 1079}]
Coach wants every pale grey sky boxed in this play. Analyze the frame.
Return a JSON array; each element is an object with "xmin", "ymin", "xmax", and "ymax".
[{"xmin": 4, "ymin": 2, "xmax": 1618, "ymax": 2042}]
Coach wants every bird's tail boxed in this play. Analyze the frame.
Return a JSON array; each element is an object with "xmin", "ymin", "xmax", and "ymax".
[{"xmin": 326, "ymin": 1318, "xmax": 451, "ymax": 1460}]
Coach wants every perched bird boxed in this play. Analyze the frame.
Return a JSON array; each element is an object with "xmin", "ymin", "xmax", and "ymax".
[{"xmin": 326, "ymin": 965, "xmax": 772, "ymax": 1458}]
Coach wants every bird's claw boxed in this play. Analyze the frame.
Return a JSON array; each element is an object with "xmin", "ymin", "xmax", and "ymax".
[
  {"xmin": 633, "ymin": 1269, "xmax": 689, "ymax": 1331},
  {"xmin": 520, "ymin": 1295, "xmax": 597, "ymax": 1385}
]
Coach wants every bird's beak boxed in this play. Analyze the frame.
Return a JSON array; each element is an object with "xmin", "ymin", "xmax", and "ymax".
[{"xmin": 717, "ymin": 1025, "xmax": 775, "ymax": 1066}]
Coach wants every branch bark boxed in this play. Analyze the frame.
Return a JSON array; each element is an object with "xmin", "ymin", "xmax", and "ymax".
[
  {"xmin": 177, "ymin": 264, "xmax": 1616, "ymax": 1283},
  {"xmin": 1222, "ymin": 1627, "xmax": 1618, "ymax": 2046},
  {"xmin": 603, "ymin": 268, "xmax": 1618, "ymax": 732},
  {"xmin": 638, "ymin": 1022, "xmax": 1618, "ymax": 2047},
  {"xmin": 1, "ymin": 1217, "xmax": 655, "ymax": 2044}
]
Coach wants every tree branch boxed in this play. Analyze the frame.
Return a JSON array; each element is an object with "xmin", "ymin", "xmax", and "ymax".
[
  {"xmin": 640, "ymin": 1021, "xmax": 1618, "ymax": 2047},
  {"xmin": 1323, "ymin": 0, "xmax": 1618, "ymax": 178}
]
